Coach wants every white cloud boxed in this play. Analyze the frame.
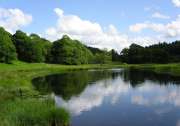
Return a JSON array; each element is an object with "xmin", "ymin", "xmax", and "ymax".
[
  {"xmin": 172, "ymin": 0, "xmax": 180, "ymax": 7},
  {"xmin": 129, "ymin": 15, "xmax": 180, "ymax": 38},
  {"xmin": 0, "ymin": 8, "xmax": 32, "ymax": 33},
  {"xmin": 129, "ymin": 22, "xmax": 165, "ymax": 33},
  {"xmin": 45, "ymin": 8, "xmax": 160, "ymax": 51},
  {"xmin": 152, "ymin": 12, "xmax": 170, "ymax": 19},
  {"xmin": 54, "ymin": 8, "xmax": 64, "ymax": 17}
]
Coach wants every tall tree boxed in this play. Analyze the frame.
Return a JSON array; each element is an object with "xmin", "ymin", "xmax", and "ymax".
[
  {"xmin": 0, "ymin": 27, "xmax": 17, "ymax": 63},
  {"xmin": 30, "ymin": 34, "xmax": 52, "ymax": 62},
  {"xmin": 111, "ymin": 49, "xmax": 120, "ymax": 62},
  {"xmin": 51, "ymin": 35, "xmax": 93, "ymax": 65},
  {"xmin": 12, "ymin": 30, "xmax": 33, "ymax": 62},
  {"xmin": 93, "ymin": 49, "xmax": 112, "ymax": 64}
]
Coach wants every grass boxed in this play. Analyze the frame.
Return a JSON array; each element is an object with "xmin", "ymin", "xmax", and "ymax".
[
  {"xmin": 0, "ymin": 61, "xmax": 180, "ymax": 126},
  {"xmin": 0, "ymin": 98, "xmax": 70, "ymax": 126},
  {"xmin": 128, "ymin": 63, "xmax": 180, "ymax": 76}
]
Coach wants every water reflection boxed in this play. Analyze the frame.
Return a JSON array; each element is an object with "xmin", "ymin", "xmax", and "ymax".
[
  {"xmin": 32, "ymin": 69, "xmax": 180, "ymax": 126},
  {"xmin": 32, "ymin": 70, "xmax": 120, "ymax": 100},
  {"xmin": 55, "ymin": 76, "xmax": 130, "ymax": 115}
]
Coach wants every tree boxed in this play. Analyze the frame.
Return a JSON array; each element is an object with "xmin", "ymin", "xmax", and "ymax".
[
  {"xmin": 120, "ymin": 42, "xmax": 179, "ymax": 64},
  {"xmin": 12, "ymin": 30, "xmax": 33, "ymax": 62},
  {"xmin": 120, "ymin": 48, "xmax": 129, "ymax": 63},
  {"xmin": 13, "ymin": 31, "xmax": 52, "ymax": 63},
  {"xmin": 128, "ymin": 44, "xmax": 145, "ymax": 64},
  {"xmin": 30, "ymin": 34, "xmax": 52, "ymax": 63},
  {"xmin": 0, "ymin": 27, "xmax": 17, "ymax": 63},
  {"xmin": 51, "ymin": 35, "xmax": 93, "ymax": 65},
  {"xmin": 93, "ymin": 49, "xmax": 112, "ymax": 64},
  {"xmin": 111, "ymin": 49, "xmax": 120, "ymax": 62}
]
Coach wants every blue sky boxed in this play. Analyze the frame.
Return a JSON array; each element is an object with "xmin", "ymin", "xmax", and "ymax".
[{"xmin": 0, "ymin": 0, "xmax": 180, "ymax": 51}]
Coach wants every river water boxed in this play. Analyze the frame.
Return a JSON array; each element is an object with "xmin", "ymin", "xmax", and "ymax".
[{"xmin": 32, "ymin": 69, "xmax": 180, "ymax": 126}]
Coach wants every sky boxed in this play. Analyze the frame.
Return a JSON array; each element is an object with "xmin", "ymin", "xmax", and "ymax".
[{"xmin": 0, "ymin": 0, "xmax": 180, "ymax": 51}]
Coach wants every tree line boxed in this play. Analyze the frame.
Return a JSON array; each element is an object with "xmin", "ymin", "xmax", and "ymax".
[
  {"xmin": 120, "ymin": 42, "xmax": 180, "ymax": 64},
  {"xmin": 0, "ymin": 27, "xmax": 112, "ymax": 64},
  {"xmin": 0, "ymin": 26, "xmax": 179, "ymax": 64}
]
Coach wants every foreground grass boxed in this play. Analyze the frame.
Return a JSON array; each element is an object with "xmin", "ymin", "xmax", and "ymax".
[{"xmin": 0, "ymin": 98, "xmax": 69, "ymax": 126}]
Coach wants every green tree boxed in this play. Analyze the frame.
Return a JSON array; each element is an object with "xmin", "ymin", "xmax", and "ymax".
[
  {"xmin": 13, "ymin": 31, "xmax": 52, "ymax": 63},
  {"xmin": 120, "ymin": 48, "xmax": 129, "ymax": 63},
  {"xmin": 12, "ymin": 30, "xmax": 33, "ymax": 62},
  {"xmin": 93, "ymin": 49, "xmax": 112, "ymax": 64},
  {"xmin": 111, "ymin": 49, "xmax": 120, "ymax": 62},
  {"xmin": 51, "ymin": 35, "xmax": 93, "ymax": 65},
  {"xmin": 0, "ymin": 27, "xmax": 17, "ymax": 63},
  {"xmin": 128, "ymin": 44, "xmax": 145, "ymax": 64},
  {"xmin": 30, "ymin": 34, "xmax": 52, "ymax": 62}
]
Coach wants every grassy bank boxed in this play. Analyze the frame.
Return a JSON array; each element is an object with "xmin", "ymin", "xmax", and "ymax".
[
  {"xmin": 128, "ymin": 63, "xmax": 180, "ymax": 76},
  {"xmin": 0, "ymin": 61, "xmax": 179, "ymax": 99}
]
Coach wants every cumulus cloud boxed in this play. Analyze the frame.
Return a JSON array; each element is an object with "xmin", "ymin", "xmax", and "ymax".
[
  {"xmin": 172, "ymin": 0, "xmax": 180, "ymax": 7},
  {"xmin": 152, "ymin": 12, "xmax": 170, "ymax": 19},
  {"xmin": 0, "ymin": 8, "xmax": 32, "ymax": 33},
  {"xmin": 129, "ymin": 15, "xmax": 180, "ymax": 38},
  {"xmin": 46, "ymin": 8, "xmax": 160, "ymax": 51}
]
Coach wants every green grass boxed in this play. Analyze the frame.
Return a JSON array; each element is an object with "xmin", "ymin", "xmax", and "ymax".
[
  {"xmin": 128, "ymin": 63, "xmax": 180, "ymax": 76},
  {"xmin": 0, "ymin": 98, "xmax": 70, "ymax": 126}
]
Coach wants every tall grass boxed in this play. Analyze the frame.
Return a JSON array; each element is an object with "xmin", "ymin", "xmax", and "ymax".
[{"xmin": 0, "ymin": 98, "xmax": 70, "ymax": 126}]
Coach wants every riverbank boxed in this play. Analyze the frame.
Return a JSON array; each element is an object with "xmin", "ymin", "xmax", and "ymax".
[
  {"xmin": 0, "ymin": 61, "xmax": 180, "ymax": 99},
  {"xmin": 127, "ymin": 63, "xmax": 180, "ymax": 76},
  {"xmin": 0, "ymin": 61, "xmax": 126, "ymax": 126},
  {"xmin": 0, "ymin": 61, "xmax": 180, "ymax": 126}
]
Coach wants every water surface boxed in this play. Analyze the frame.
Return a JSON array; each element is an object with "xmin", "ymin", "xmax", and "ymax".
[{"xmin": 32, "ymin": 69, "xmax": 180, "ymax": 126}]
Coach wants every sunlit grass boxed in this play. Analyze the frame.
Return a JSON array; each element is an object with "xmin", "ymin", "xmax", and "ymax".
[{"xmin": 0, "ymin": 98, "xmax": 70, "ymax": 126}]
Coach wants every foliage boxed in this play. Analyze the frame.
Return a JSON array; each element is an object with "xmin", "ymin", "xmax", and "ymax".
[
  {"xmin": 0, "ymin": 27, "xmax": 140, "ymax": 65},
  {"xmin": 120, "ymin": 41, "xmax": 180, "ymax": 64},
  {"xmin": 93, "ymin": 49, "xmax": 112, "ymax": 64},
  {"xmin": 1, "ymin": 26, "xmax": 180, "ymax": 65},
  {"xmin": 87, "ymin": 46, "xmax": 103, "ymax": 54},
  {"xmin": 0, "ymin": 27, "xmax": 17, "ymax": 63},
  {"xmin": 30, "ymin": 34, "xmax": 52, "ymax": 62},
  {"xmin": 12, "ymin": 30, "xmax": 33, "ymax": 62},
  {"xmin": 51, "ymin": 35, "xmax": 93, "ymax": 65},
  {"xmin": 111, "ymin": 49, "xmax": 120, "ymax": 61},
  {"xmin": 13, "ymin": 31, "xmax": 52, "ymax": 63}
]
